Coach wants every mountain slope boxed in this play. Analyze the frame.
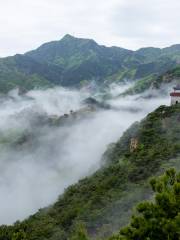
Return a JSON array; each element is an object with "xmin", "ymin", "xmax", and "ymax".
[
  {"xmin": 26, "ymin": 34, "xmax": 141, "ymax": 86},
  {"xmin": 26, "ymin": 35, "xmax": 180, "ymax": 86},
  {"xmin": 0, "ymin": 55, "xmax": 61, "ymax": 93},
  {"xmin": 1, "ymin": 35, "xmax": 180, "ymax": 93},
  {"xmin": 136, "ymin": 44, "xmax": 180, "ymax": 62},
  {"xmin": 0, "ymin": 104, "xmax": 180, "ymax": 240},
  {"xmin": 123, "ymin": 65, "xmax": 180, "ymax": 95},
  {"xmin": 26, "ymin": 35, "xmax": 134, "ymax": 68}
]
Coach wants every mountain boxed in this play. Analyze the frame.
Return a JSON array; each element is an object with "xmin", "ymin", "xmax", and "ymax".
[
  {"xmin": 136, "ymin": 44, "xmax": 180, "ymax": 62},
  {"xmin": 26, "ymin": 34, "xmax": 143, "ymax": 87},
  {"xmin": 0, "ymin": 55, "xmax": 58, "ymax": 93},
  {"xmin": 0, "ymin": 35, "xmax": 180, "ymax": 93},
  {"xmin": 26, "ymin": 35, "xmax": 180, "ymax": 86},
  {"xmin": 123, "ymin": 65, "xmax": 180, "ymax": 95},
  {"xmin": 1, "ymin": 103, "xmax": 180, "ymax": 239},
  {"xmin": 26, "ymin": 35, "xmax": 133, "ymax": 68}
]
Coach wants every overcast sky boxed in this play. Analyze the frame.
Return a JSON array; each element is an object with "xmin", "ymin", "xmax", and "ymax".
[{"xmin": 0, "ymin": 0, "xmax": 180, "ymax": 57}]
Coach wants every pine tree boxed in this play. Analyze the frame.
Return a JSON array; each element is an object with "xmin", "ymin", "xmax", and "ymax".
[{"xmin": 112, "ymin": 168, "xmax": 180, "ymax": 240}]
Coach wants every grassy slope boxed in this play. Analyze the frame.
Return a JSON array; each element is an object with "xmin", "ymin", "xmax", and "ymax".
[{"xmin": 0, "ymin": 104, "xmax": 180, "ymax": 240}]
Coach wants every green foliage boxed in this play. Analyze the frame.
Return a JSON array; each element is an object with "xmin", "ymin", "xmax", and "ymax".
[
  {"xmin": 12, "ymin": 230, "xmax": 27, "ymax": 240},
  {"xmin": 112, "ymin": 168, "xmax": 180, "ymax": 240},
  {"xmin": 70, "ymin": 223, "xmax": 89, "ymax": 240}
]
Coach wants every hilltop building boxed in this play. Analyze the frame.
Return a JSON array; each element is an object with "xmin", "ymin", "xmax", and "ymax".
[{"xmin": 170, "ymin": 85, "xmax": 180, "ymax": 105}]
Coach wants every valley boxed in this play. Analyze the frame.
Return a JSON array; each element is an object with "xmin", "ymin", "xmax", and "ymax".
[{"xmin": 0, "ymin": 35, "xmax": 179, "ymax": 240}]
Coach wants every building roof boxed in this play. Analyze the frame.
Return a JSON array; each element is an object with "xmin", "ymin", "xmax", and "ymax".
[
  {"xmin": 174, "ymin": 84, "xmax": 180, "ymax": 90},
  {"xmin": 170, "ymin": 92, "xmax": 180, "ymax": 97}
]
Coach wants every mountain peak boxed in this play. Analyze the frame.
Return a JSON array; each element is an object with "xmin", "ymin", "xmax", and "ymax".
[
  {"xmin": 61, "ymin": 34, "xmax": 75, "ymax": 41},
  {"xmin": 60, "ymin": 34, "xmax": 97, "ymax": 45}
]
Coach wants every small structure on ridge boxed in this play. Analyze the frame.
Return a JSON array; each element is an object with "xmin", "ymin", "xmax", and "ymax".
[{"xmin": 170, "ymin": 85, "xmax": 180, "ymax": 105}]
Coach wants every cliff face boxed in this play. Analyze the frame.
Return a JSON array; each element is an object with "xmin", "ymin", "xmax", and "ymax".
[
  {"xmin": 130, "ymin": 138, "xmax": 138, "ymax": 152},
  {"xmin": 0, "ymin": 104, "xmax": 180, "ymax": 240}
]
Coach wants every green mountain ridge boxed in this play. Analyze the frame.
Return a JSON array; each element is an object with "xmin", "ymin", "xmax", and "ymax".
[
  {"xmin": 124, "ymin": 65, "xmax": 180, "ymax": 95},
  {"xmin": 1, "ymin": 103, "xmax": 180, "ymax": 240},
  {"xmin": 0, "ymin": 35, "xmax": 180, "ymax": 93}
]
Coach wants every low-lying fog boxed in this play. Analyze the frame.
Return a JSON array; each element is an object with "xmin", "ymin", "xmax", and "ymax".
[{"xmin": 0, "ymin": 84, "xmax": 170, "ymax": 224}]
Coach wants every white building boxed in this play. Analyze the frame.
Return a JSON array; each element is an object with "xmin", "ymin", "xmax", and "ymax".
[{"xmin": 170, "ymin": 85, "xmax": 180, "ymax": 105}]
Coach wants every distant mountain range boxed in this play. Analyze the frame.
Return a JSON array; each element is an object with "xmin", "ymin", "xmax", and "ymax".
[{"xmin": 0, "ymin": 34, "xmax": 180, "ymax": 93}]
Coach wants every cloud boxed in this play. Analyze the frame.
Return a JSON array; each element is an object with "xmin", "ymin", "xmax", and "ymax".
[
  {"xmin": 0, "ymin": 85, "xmax": 169, "ymax": 224},
  {"xmin": 0, "ymin": 0, "xmax": 180, "ymax": 56},
  {"xmin": 110, "ymin": 0, "xmax": 180, "ymax": 48},
  {"xmin": 0, "ymin": 0, "xmax": 119, "ymax": 56}
]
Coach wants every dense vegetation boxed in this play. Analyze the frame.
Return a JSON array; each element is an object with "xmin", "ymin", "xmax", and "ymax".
[
  {"xmin": 110, "ymin": 168, "xmax": 180, "ymax": 240},
  {"xmin": 0, "ymin": 35, "xmax": 180, "ymax": 93},
  {"xmin": 0, "ymin": 104, "xmax": 179, "ymax": 240}
]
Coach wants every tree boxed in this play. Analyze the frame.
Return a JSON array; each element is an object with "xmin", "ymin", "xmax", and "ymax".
[
  {"xmin": 12, "ymin": 230, "xmax": 26, "ymax": 240},
  {"xmin": 70, "ymin": 223, "xmax": 89, "ymax": 240},
  {"xmin": 112, "ymin": 168, "xmax": 180, "ymax": 240}
]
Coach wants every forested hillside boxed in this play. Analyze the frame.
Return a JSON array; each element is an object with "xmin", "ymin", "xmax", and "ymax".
[
  {"xmin": 0, "ymin": 104, "xmax": 179, "ymax": 240},
  {"xmin": 124, "ymin": 66, "xmax": 180, "ymax": 95},
  {"xmin": 0, "ymin": 35, "xmax": 180, "ymax": 93}
]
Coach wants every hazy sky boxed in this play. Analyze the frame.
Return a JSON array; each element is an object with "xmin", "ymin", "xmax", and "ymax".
[{"xmin": 0, "ymin": 0, "xmax": 180, "ymax": 57}]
